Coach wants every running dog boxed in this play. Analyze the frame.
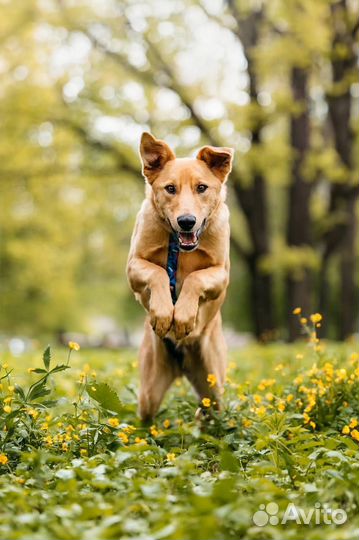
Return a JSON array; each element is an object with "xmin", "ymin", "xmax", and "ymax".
[{"xmin": 127, "ymin": 132, "xmax": 233, "ymax": 421}]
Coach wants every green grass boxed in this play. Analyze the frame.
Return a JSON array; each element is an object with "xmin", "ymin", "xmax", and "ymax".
[{"xmin": 0, "ymin": 339, "xmax": 359, "ymax": 539}]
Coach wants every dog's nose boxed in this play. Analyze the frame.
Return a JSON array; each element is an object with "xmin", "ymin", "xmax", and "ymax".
[{"xmin": 177, "ymin": 214, "xmax": 196, "ymax": 231}]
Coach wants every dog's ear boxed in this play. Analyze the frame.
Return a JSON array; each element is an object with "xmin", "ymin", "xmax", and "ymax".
[
  {"xmin": 139, "ymin": 132, "xmax": 175, "ymax": 184},
  {"xmin": 196, "ymin": 146, "xmax": 234, "ymax": 182}
]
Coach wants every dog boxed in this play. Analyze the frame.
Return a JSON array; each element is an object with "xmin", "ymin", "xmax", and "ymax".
[{"xmin": 127, "ymin": 132, "xmax": 233, "ymax": 421}]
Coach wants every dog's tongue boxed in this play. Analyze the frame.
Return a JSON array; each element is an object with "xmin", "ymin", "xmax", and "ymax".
[{"xmin": 179, "ymin": 232, "xmax": 196, "ymax": 245}]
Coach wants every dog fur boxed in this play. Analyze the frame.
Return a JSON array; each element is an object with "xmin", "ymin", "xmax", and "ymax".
[{"xmin": 127, "ymin": 132, "xmax": 233, "ymax": 421}]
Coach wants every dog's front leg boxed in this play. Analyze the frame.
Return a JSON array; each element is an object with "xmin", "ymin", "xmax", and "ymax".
[
  {"xmin": 127, "ymin": 258, "xmax": 174, "ymax": 337},
  {"xmin": 174, "ymin": 266, "xmax": 228, "ymax": 340}
]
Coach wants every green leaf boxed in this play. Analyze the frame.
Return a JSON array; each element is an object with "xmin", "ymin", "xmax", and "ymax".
[
  {"xmin": 43, "ymin": 345, "xmax": 51, "ymax": 371},
  {"xmin": 86, "ymin": 382, "xmax": 126, "ymax": 414},
  {"xmin": 220, "ymin": 450, "xmax": 239, "ymax": 472}
]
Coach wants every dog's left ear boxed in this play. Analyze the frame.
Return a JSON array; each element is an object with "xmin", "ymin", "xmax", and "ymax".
[
  {"xmin": 196, "ymin": 146, "xmax": 234, "ymax": 182},
  {"xmin": 139, "ymin": 132, "xmax": 175, "ymax": 184}
]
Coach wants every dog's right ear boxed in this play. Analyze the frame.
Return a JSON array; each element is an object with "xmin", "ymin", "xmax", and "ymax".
[{"xmin": 139, "ymin": 132, "xmax": 175, "ymax": 184}]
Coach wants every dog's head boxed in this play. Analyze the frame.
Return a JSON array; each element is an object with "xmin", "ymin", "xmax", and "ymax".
[{"xmin": 139, "ymin": 132, "xmax": 233, "ymax": 252}]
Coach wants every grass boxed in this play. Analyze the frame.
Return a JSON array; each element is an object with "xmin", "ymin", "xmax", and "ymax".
[{"xmin": 0, "ymin": 330, "xmax": 358, "ymax": 539}]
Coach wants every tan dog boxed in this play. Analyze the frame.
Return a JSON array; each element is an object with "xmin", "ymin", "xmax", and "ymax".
[{"xmin": 127, "ymin": 133, "xmax": 233, "ymax": 421}]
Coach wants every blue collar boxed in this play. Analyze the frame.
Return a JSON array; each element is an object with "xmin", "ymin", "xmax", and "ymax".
[{"xmin": 166, "ymin": 233, "xmax": 180, "ymax": 304}]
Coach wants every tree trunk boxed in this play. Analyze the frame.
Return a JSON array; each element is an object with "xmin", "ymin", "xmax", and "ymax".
[
  {"xmin": 322, "ymin": 0, "xmax": 359, "ymax": 338},
  {"xmin": 287, "ymin": 67, "xmax": 312, "ymax": 341}
]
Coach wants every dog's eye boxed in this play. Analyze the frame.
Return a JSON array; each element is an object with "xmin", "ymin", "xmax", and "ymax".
[
  {"xmin": 165, "ymin": 184, "xmax": 176, "ymax": 194},
  {"xmin": 197, "ymin": 184, "xmax": 208, "ymax": 193}
]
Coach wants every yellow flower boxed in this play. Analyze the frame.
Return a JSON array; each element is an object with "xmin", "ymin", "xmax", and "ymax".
[
  {"xmin": 300, "ymin": 318, "xmax": 307, "ymax": 325},
  {"xmin": 242, "ymin": 419, "xmax": 252, "ymax": 428},
  {"xmin": 303, "ymin": 412, "xmax": 310, "ymax": 424},
  {"xmin": 122, "ymin": 425, "xmax": 136, "ymax": 434},
  {"xmin": 309, "ymin": 421, "xmax": 316, "ymax": 429},
  {"xmin": 108, "ymin": 418, "xmax": 120, "ymax": 428},
  {"xmin": 150, "ymin": 425, "xmax": 159, "ymax": 437},
  {"xmin": 286, "ymin": 394, "xmax": 294, "ymax": 403},
  {"xmin": 207, "ymin": 373, "xmax": 217, "ymax": 388},
  {"xmin": 7, "ymin": 386, "xmax": 14, "ymax": 393},
  {"xmin": 118, "ymin": 432, "xmax": 129, "ymax": 444},
  {"xmin": 350, "ymin": 352, "xmax": 359, "ymax": 364},
  {"xmin": 266, "ymin": 392, "xmax": 274, "ymax": 402},
  {"xmin": 274, "ymin": 364, "xmax": 284, "ymax": 372},
  {"xmin": 27, "ymin": 368, "xmax": 35, "ymax": 374},
  {"xmin": 0, "ymin": 454, "xmax": 8, "ymax": 465},
  {"xmin": 310, "ymin": 313, "xmax": 322, "ymax": 324},
  {"xmin": 2, "ymin": 363, "xmax": 9, "ymax": 370},
  {"xmin": 292, "ymin": 307, "xmax": 301, "ymax": 315},
  {"xmin": 342, "ymin": 426, "xmax": 350, "ymax": 435},
  {"xmin": 351, "ymin": 429, "xmax": 359, "ymax": 442},
  {"xmin": 253, "ymin": 394, "xmax": 262, "ymax": 404},
  {"xmin": 278, "ymin": 401, "xmax": 286, "ymax": 412},
  {"xmin": 3, "ymin": 396, "xmax": 12, "ymax": 404},
  {"xmin": 68, "ymin": 341, "xmax": 80, "ymax": 351},
  {"xmin": 135, "ymin": 437, "xmax": 147, "ymax": 445},
  {"xmin": 202, "ymin": 397, "xmax": 211, "ymax": 408},
  {"xmin": 80, "ymin": 448, "xmax": 88, "ymax": 456},
  {"xmin": 3, "ymin": 405, "xmax": 11, "ymax": 414},
  {"xmin": 166, "ymin": 452, "xmax": 176, "ymax": 462},
  {"xmin": 254, "ymin": 405, "xmax": 267, "ymax": 416},
  {"xmin": 349, "ymin": 418, "xmax": 358, "ymax": 429},
  {"xmin": 163, "ymin": 419, "xmax": 171, "ymax": 429}
]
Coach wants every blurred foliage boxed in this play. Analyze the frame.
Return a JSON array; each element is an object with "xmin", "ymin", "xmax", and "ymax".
[{"xmin": 0, "ymin": 0, "xmax": 358, "ymax": 338}]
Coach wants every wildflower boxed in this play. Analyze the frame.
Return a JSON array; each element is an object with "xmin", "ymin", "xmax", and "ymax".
[
  {"xmin": 3, "ymin": 406, "xmax": 11, "ymax": 414},
  {"xmin": 310, "ymin": 313, "xmax": 322, "ymax": 324},
  {"xmin": 0, "ymin": 454, "xmax": 8, "ymax": 465},
  {"xmin": 62, "ymin": 442, "xmax": 68, "ymax": 452},
  {"xmin": 278, "ymin": 401, "xmax": 286, "ymax": 412},
  {"xmin": 166, "ymin": 453, "xmax": 176, "ymax": 462},
  {"xmin": 274, "ymin": 363, "xmax": 284, "ymax": 372},
  {"xmin": 80, "ymin": 448, "xmax": 88, "ymax": 456},
  {"xmin": 2, "ymin": 363, "xmax": 9, "ymax": 370},
  {"xmin": 207, "ymin": 374, "xmax": 217, "ymax": 388},
  {"xmin": 40, "ymin": 422, "xmax": 49, "ymax": 431},
  {"xmin": 303, "ymin": 412, "xmax": 310, "ymax": 424},
  {"xmin": 118, "ymin": 432, "xmax": 129, "ymax": 444},
  {"xmin": 300, "ymin": 318, "xmax": 307, "ymax": 325},
  {"xmin": 351, "ymin": 429, "xmax": 359, "ymax": 442},
  {"xmin": 3, "ymin": 396, "xmax": 12, "ymax": 404},
  {"xmin": 254, "ymin": 405, "xmax": 267, "ymax": 416},
  {"xmin": 242, "ymin": 419, "xmax": 252, "ymax": 428},
  {"xmin": 266, "ymin": 392, "xmax": 274, "ymax": 402},
  {"xmin": 135, "ymin": 437, "xmax": 147, "ymax": 445},
  {"xmin": 238, "ymin": 393, "xmax": 247, "ymax": 402},
  {"xmin": 108, "ymin": 418, "xmax": 120, "ymax": 428},
  {"xmin": 227, "ymin": 419, "xmax": 236, "ymax": 428},
  {"xmin": 44, "ymin": 435, "xmax": 53, "ymax": 446},
  {"xmin": 309, "ymin": 421, "xmax": 316, "ymax": 429},
  {"xmin": 292, "ymin": 307, "xmax": 301, "ymax": 315},
  {"xmin": 350, "ymin": 352, "xmax": 359, "ymax": 364},
  {"xmin": 122, "ymin": 425, "xmax": 136, "ymax": 434},
  {"xmin": 7, "ymin": 386, "xmax": 14, "ymax": 393},
  {"xmin": 342, "ymin": 426, "xmax": 350, "ymax": 435},
  {"xmin": 202, "ymin": 397, "xmax": 211, "ymax": 408},
  {"xmin": 294, "ymin": 375, "xmax": 303, "ymax": 385},
  {"xmin": 286, "ymin": 394, "xmax": 294, "ymax": 403},
  {"xmin": 68, "ymin": 341, "xmax": 80, "ymax": 351},
  {"xmin": 163, "ymin": 419, "xmax": 171, "ymax": 429},
  {"xmin": 349, "ymin": 418, "xmax": 358, "ymax": 429},
  {"xmin": 253, "ymin": 394, "xmax": 262, "ymax": 404},
  {"xmin": 150, "ymin": 425, "xmax": 159, "ymax": 437},
  {"xmin": 27, "ymin": 368, "xmax": 35, "ymax": 374}
]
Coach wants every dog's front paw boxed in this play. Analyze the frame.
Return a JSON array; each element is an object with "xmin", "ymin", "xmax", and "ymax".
[
  {"xmin": 149, "ymin": 302, "xmax": 174, "ymax": 338},
  {"xmin": 173, "ymin": 301, "xmax": 198, "ymax": 340}
]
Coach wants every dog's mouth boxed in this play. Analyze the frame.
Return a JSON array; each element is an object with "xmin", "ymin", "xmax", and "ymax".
[
  {"xmin": 178, "ymin": 231, "xmax": 199, "ymax": 251},
  {"xmin": 176, "ymin": 220, "xmax": 206, "ymax": 252}
]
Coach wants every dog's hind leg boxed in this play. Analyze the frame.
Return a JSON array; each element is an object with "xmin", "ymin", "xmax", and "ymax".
[
  {"xmin": 138, "ymin": 320, "xmax": 177, "ymax": 423},
  {"xmin": 185, "ymin": 314, "xmax": 227, "ymax": 410}
]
